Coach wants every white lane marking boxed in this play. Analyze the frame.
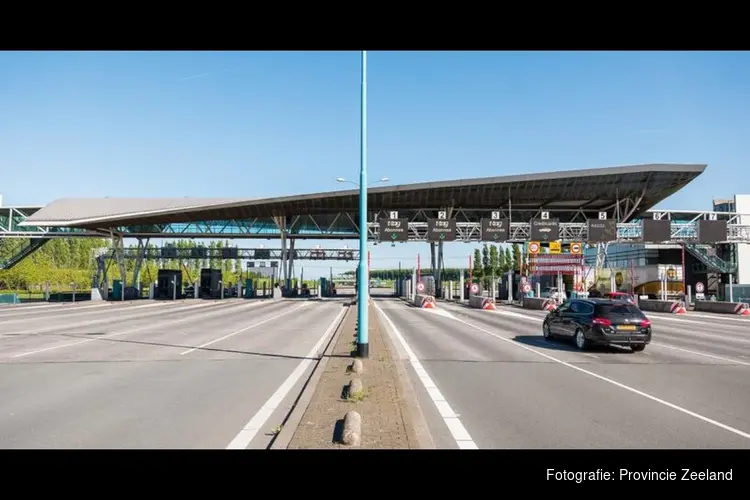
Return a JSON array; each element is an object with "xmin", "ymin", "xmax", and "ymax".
[
  {"xmin": 0, "ymin": 303, "xmax": 70, "ymax": 311},
  {"xmin": 180, "ymin": 302, "xmax": 309, "ymax": 355},
  {"xmin": 0, "ymin": 302, "xmax": 111, "ymax": 313},
  {"xmin": 652, "ymin": 342, "xmax": 750, "ymax": 367},
  {"xmin": 487, "ymin": 307, "xmax": 750, "ymax": 366},
  {"xmin": 11, "ymin": 301, "xmax": 263, "ymax": 358},
  {"xmin": 654, "ymin": 328, "xmax": 750, "ymax": 345},
  {"xmin": 226, "ymin": 304, "xmax": 346, "ymax": 449},
  {"xmin": 0, "ymin": 301, "xmax": 161, "ymax": 320},
  {"xmin": 659, "ymin": 312, "xmax": 749, "ymax": 323},
  {"xmin": 438, "ymin": 313, "xmax": 750, "ymax": 441},
  {"xmin": 0, "ymin": 301, "xmax": 168, "ymax": 326},
  {"xmin": 425, "ymin": 308, "xmax": 458, "ymax": 320},
  {"xmin": 647, "ymin": 314, "xmax": 745, "ymax": 326},
  {"xmin": 4, "ymin": 301, "xmax": 215, "ymax": 336},
  {"xmin": 374, "ymin": 301, "xmax": 478, "ymax": 450}
]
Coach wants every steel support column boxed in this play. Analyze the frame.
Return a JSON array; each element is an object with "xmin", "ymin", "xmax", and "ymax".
[
  {"xmin": 288, "ymin": 238, "xmax": 295, "ymax": 284},
  {"xmin": 111, "ymin": 232, "xmax": 127, "ymax": 290},
  {"xmin": 430, "ymin": 242, "xmax": 437, "ymax": 295},
  {"xmin": 132, "ymin": 238, "xmax": 149, "ymax": 290}
]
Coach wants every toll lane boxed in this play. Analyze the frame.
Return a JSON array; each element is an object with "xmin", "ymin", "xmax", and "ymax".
[
  {"xmin": 438, "ymin": 302, "xmax": 750, "ymax": 443},
  {"xmin": 182, "ymin": 300, "xmax": 348, "ymax": 361},
  {"xmin": 0, "ymin": 299, "xmax": 344, "ymax": 449},
  {"xmin": 0, "ymin": 299, "xmax": 216, "ymax": 335},
  {"xmin": 0, "ymin": 300, "xmax": 248, "ymax": 358},
  {"xmin": 2, "ymin": 299, "xmax": 287, "ymax": 363},
  {"xmin": 375, "ymin": 298, "xmax": 750, "ymax": 449}
]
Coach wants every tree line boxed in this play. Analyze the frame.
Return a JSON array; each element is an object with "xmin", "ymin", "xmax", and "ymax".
[
  {"xmin": 342, "ymin": 243, "xmax": 548, "ymax": 288},
  {"xmin": 0, "ymin": 238, "xmax": 270, "ymax": 292}
]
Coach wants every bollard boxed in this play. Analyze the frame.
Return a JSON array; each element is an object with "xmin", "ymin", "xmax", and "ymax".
[
  {"xmin": 348, "ymin": 377, "xmax": 364, "ymax": 398},
  {"xmin": 342, "ymin": 410, "xmax": 362, "ymax": 446},
  {"xmin": 348, "ymin": 358, "xmax": 364, "ymax": 374}
]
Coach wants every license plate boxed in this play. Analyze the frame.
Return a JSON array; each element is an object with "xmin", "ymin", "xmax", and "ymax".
[{"xmin": 617, "ymin": 325, "xmax": 637, "ymax": 331}]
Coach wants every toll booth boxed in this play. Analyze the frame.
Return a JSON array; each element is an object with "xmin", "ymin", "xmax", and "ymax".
[
  {"xmin": 156, "ymin": 270, "xmax": 182, "ymax": 300},
  {"xmin": 395, "ymin": 278, "xmax": 405, "ymax": 297},
  {"xmin": 245, "ymin": 278, "xmax": 274, "ymax": 299},
  {"xmin": 244, "ymin": 278, "xmax": 256, "ymax": 298},
  {"xmin": 200, "ymin": 268, "xmax": 222, "ymax": 299},
  {"xmin": 281, "ymin": 278, "xmax": 299, "ymax": 298},
  {"xmin": 498, "ymin": 271, "xmax": 521, "ymax": 301}
]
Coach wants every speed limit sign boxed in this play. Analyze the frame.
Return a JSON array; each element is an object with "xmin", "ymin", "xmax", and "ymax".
[
  {"xmin": 529, "ymin": 242, "xmax": 540, "ymax": 254},
  {"xmin": 695, "ymin": 282, "xmax": 705, "ymax": 293},
  {"xmin": 470, "ymin": 283, "xmax": 479, "ymax": 294},
  {"xmin": 417, "ymin": 282, "xmax": 425, "ymax": 293}
]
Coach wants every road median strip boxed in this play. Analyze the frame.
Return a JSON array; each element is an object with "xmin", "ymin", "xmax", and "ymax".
[{"xmin": 274, "ymin": 300, "xmax": 429, "ymax": 449}]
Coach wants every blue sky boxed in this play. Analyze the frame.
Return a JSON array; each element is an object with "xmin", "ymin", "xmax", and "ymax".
[{"xmin": 1, "ymin": 51, "xmax": 749, "ymax": 276}]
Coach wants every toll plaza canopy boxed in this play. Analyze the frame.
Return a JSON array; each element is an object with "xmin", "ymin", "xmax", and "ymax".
[{"xmin": 20, "ymin": 163, "xmax": 706, "ymax": 239}]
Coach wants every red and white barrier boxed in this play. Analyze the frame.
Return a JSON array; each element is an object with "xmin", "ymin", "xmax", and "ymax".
[
  {"xmin": 670, "ymin": 301, "xmax": 687, "ymax": 314},
  {"xmin": 468, "ymin": 295, "xmax": 496, "ymax": 310},
  {"xmin": 542, "ymin": 300, "xmax": 557, "ymax": 312},
  {"xmin": 414, "ymin": 294, "xmax": 436, "ymax": 309},
  {"xmin": 736, "ymin": 303, "xmax": 750, "ymax": 316}
]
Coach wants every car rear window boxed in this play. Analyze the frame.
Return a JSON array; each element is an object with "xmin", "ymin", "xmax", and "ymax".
[{"xmin": 595, "ymin": 304, "xmax": 644, "ymax": 316}]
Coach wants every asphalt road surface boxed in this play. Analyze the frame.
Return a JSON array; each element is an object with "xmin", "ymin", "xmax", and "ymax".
[
  {"xmin": 374, "ymin": 297, "xmax": 750, "ymax": 449},
  {"xmin": 0, "ymin": 297, "xmax": 348, "ymax": 449}
]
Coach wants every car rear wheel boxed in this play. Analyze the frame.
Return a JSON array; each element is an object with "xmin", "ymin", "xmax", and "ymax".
[
  {"xmin": 542, "ymin": 321, "xmax": 552, "ymax": 340},
  {"xmin": 574, "ymin": 329, "xmax": 588, "ymax": 350},
  {"xmin": 631, "ymin": 344, "xmax": 646, "ymax": 352}
]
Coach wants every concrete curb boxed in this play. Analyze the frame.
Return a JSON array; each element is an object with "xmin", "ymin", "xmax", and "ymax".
[
  {"xmin": 269, "ymin": 304, "xmax": 353, "ymax": 449},
  {"xmin": 373, "ymin": 302, "xmax": 436, "ymax": 449}
]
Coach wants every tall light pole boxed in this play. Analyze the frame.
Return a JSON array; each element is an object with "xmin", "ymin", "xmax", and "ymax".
[{"xmin": 357, "ymin": 50, "xmax": 369, "ymax": 359}]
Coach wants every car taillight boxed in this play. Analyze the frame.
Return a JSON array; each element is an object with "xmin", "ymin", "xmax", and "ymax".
[
  {"xmin": 640, "ymin": 319, "xmax": 651, "ymax": 327},
  {"xmin": 592, "ymin": 317, "xmax": 612, "ymax": 327}
]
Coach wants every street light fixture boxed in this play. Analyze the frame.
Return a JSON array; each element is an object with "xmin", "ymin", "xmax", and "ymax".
[{"xmin": 336, "ymin": 177, "xmax": 389, "ymax": 187}]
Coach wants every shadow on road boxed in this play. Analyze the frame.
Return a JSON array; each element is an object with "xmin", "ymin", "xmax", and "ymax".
[{"xmin": 24, "ymin": 333, "xmax": 322, "ymax": 361}]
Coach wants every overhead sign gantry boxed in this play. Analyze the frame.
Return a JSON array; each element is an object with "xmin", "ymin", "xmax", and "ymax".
[{"xmin": 374, "ymin": 210, "xmax": 738, "ymax": 245}]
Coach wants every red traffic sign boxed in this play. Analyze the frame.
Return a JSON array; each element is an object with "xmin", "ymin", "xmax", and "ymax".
[
  {"xmin": 529, "ymin": 242, "xmax": 540, "ymax": 254},
  {"xmin": 570, "ymin": 242, "xmax": 582, "ymax": 254},
  {"xmin": 417, "ymin": 282, "xmax": 425, "ymax": 292},
  {"xmin": 470, "ymin": 283, "xmax": 479, "ymax": 293},
  {"xmin": 695, "ymin": 282, "xmax": 705, "ymax": 293},
  {"xmin": 523, "ymin": 283, "xmax": 531, "ymax": 293}
]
